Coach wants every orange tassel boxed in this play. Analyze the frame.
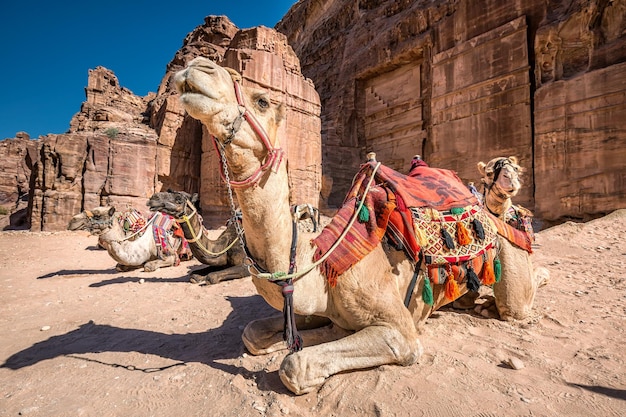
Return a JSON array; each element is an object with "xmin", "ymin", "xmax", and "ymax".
[
  {"xmin": 445, "ymin": 276, "xmax": 461, "ymax": 300},
  {"xmin": 481, "ymin": 260, "xmax": 496, "ymax": 285},
  {"xmin": 456, "ymin": 222, "xmax": 471, "ymax": 245}
]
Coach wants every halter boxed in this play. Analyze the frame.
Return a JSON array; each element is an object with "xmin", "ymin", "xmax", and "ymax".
[{"xmin": 212, "ymin": 80, "xmax": 285, "ymax": 189}]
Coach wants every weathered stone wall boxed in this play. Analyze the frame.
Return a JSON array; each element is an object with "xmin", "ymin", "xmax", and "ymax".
[
  {"xmin": 28, "ymin": 133, "xmax": 158, "ymax": 231},
  {"xmin": 277, "ymin": 0, "xmax": 626, "ymax": 223}
]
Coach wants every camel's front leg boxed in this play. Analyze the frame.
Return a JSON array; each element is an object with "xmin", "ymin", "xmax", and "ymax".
[
  {"xmin": 243, "ymin": 314, "xmax": 347, "ymax": 355},
  {"xmin": 279, "ymin": 324, "xmax": 423, "ymax": 395},
  {"xmin": 143, "ymin": 254, "xmax": 178, "ymax": 272},
  {"xmin": 206, "ymin": 265, "xmax": 249, "ymax": 284}
]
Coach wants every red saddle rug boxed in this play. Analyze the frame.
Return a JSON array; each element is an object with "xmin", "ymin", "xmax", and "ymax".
[{"xmin": 312, "ymin": 161, "xmax": 532, "ymax": 287}]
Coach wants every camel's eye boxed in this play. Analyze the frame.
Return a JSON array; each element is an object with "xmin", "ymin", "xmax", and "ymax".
[{"xmin": 256, "ymin": 97, "xmax": 270, "ymax": 110}]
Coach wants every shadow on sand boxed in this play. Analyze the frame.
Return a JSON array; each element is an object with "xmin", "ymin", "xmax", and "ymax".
[{"xmin": 1, "ymin": 295, "xmax": 279, "ymax": 385}]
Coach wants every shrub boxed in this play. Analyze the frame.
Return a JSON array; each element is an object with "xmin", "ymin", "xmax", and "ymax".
[{"xmin": 105, "ymin": 127, "xmax": 119, "ymax": 139}]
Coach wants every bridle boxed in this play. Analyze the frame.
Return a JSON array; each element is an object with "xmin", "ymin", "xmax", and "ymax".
[
  {"xmin": 175, "ymin": 199, "xmax": 240, "ymax": 256},
  {"xmin": 482, "ymin": 158, "xmax": 517, "ymax": 216},
  {"xmin": 211, "ymin": 80, "xmax": 285, "ymax": 189}
]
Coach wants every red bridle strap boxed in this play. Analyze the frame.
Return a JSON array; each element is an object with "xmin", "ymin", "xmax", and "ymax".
[{"xmin": 213, "ymin": 80, "xmax": 284, "ymax": 189}]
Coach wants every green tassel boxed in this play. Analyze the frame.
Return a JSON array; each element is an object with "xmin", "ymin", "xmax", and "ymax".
[
  {"xmin": 422, "ymin": 277, "xmax": 434, "ymax": 306},
  {"xmin": 494, "ymin": 258, "xmax": 502, "ymax": 283},
  {"xmin": 450, "ymin": 207, "xmax": 465, "ymax": 215},
  {"xmin": 358, "ymin": 202, "xmax": 370, "ymax": 222}
]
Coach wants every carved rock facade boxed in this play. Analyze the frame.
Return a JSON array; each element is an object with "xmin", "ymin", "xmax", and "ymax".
[{"xmin": 277, "ymin": 0, "xmax": 626, "ymax": 223}]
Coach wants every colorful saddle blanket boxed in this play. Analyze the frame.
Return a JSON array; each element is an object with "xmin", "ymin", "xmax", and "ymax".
[{"xmin": 312, "ymin": 161, "xmax": 533, "ymax": 293}]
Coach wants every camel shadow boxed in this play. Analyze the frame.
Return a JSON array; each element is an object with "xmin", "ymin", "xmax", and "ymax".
[
  {"xmin": 89, "ymin": 275, "xmax": 190, "ymax": 287},
  {"xmin": 1, "ymin": 295, "xmax": 282, "ymax": 389},
  {"xmin": 38, "ymin": 268, "xmax": 119, "ymax": 279}
]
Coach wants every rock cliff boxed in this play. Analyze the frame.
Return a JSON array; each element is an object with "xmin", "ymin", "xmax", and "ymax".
[
  {"xmin": 0, "ymin": 16, "xmax": 321, "ymax": 231},
  {"xmin": 276, "ymin": 0, "xmax": 626, "ymax": 223}
]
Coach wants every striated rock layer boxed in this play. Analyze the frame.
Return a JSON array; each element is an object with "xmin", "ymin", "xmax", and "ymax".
[
  {"xmin": 1, "ymin": 16, "xmax": 321, "ymax": 231},
  {"xmin": 277, "ymin": 0, "xmax": 626, "ymax": 223}
]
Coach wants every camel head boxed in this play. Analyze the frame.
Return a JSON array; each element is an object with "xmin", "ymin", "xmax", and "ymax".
[
  {"xmin": 173, "ymin": 57, "xmax": 285, "ymax": 183},
  {"xmin": 147, "ymin": 190, "xmax": 199, "ymax": 219},
  {"xmin": 67, "ymin": 206, "xmax": 116, "ymax": 235},
  {"xmin": 477, "ymin": 156, "xmax": 523, "ymax": 198}
]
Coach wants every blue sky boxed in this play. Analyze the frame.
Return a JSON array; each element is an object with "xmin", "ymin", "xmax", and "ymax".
[{"xmin": 0, "ymin": 1, "xmax": 296, "ymax": 140}]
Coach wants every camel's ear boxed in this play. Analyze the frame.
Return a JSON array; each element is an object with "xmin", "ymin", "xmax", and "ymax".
[
  {"xmin": 477, "ymin": 162, "xmax": 487, "ymax": 176},
  {"xmin": 275, "ymin": 103, "xmax": 285, "ymax": 125},
  {"xmin": 225, "ymin": 67, "xmax": 242, "ymax": 83},
  {"xmin": 508, "ymin": 156, "xmax": 518, "ymax": 165},
  {"xmin": 108, "ymin": 207, "xmax": 116, "ymax": 217},
  {"xmin": 191, "ymin": 193, "xmax": 199, "ymax": 204}
]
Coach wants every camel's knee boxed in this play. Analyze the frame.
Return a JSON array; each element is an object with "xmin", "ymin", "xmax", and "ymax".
[{"xmin": 242, "ymin": 317, "xmax": 285, "ymax": 355}]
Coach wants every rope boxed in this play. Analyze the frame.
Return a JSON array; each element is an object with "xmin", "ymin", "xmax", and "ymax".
[
  {"xmin": 252, "ymin": 162, "xmax": 382, "ymax": 282},
  {"xmin": 176, "ymin": 200, "xmax": 240, "ymax": 257}
]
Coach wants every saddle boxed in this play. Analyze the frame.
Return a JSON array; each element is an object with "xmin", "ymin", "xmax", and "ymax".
[{"xmin": 312, "ymin": 161, "xmax": 533, "ymax": 303}]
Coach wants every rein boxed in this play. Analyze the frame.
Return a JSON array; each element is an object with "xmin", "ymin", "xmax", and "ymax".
[
  {"xmin": 250, "ymin": 162, "xmax": 382, "ymax": 282},
  {"xmin": 175, "ymin": 200, "xmax": 240, "ymax": 257}
]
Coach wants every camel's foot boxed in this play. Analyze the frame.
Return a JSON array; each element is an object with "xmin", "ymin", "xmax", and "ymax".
[
  {"xmin": 143, "ymin": 263, "xmax": 159, "ymax": 272},
  {"xmin": 452, "ymin": 291, "xmax": 480, "ymax": 310},
  {"xmin": 189, "ymin": 273, "xmax": 207, "ymax": 284},
  {"xmin": 278, "ymin": 337, "xmax": 424, "ymax": 395},
  {"xmin": 279, "ymin": 353, "xmax": 326, "ymax": 395},
  {"xmin": 115, "ymin": 264, "xmax": 140, "ymax": 272},
  {"xmin": 473, "ymin": 296, "xmax": 500, "ymax": 319}
]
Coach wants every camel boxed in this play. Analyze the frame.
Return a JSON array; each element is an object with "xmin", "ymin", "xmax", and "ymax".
[
  {"xmin": 477, "ymin": 156, "xmax": 535, "ymax": 240},
  {"xmin": 173, "ymin": 57, "xmax": 545, "ymax": 395},
  {"xmin": 68, "ymin": 206, "xmax": 188, "ymax": 272},
  {"xmin": 147, "ymin": 191, "xmax": 248, "ymax": 284}
]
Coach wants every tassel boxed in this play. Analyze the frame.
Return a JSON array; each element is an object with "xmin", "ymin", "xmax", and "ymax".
[
  {"xmin": 472, "ymin": 218, "xmax": 485, "ymax": 240},
  {"xmin": 494, "ymin": 257, "xmax": 502, "ymax": 283},
  {"xmin": 414, "ymin": 225, "xmax": 428, "ymax": 247},
  {"xmin": 357, "ymin": 201, "xmax": 370, "ymax": 223},
  {"xmin": 456, "ymin": 222, "xmax": 472, "ymax": 245},
  {"xmin": 466, "ymin": 265, "xmax": 481, "ymax": 291},
  {"xmin": 441, "ymin": 227, "xmax": 455, "ymax": 250},
  {"xmin": 280, "ymin": 280, "xmax": 303, "ymax": 353},
  {"xmin": 422, "ymin": 277, "xmax": 434, "ymax": 306},
  {"xmin": 481, "ymin": 260, "xmax": 496, "ymax": 285},
  {"xmin": 445, "ymin": 275, "xmax": 461, "ymax": 300}
]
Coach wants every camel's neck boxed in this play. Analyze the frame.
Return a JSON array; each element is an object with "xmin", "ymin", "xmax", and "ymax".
[
  {"xmin": 178, "ymin": 210, "xmax": 233, "ymax": 262},
  {"xmin": 97, "ymin": 220, "xmax": 126, "ymax": 243},
  {"xmin": 484, "ymin": 184, "xmax": 509, "ymax": 217},
  {"xmin": 234, "ymin": 164, "xmax": 293, "ymax": 273}
]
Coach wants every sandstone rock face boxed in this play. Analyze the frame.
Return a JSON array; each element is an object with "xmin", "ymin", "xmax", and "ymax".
[
  {"xmin": 0, "ymin": 136, "xmax": 37, "ymax": 228},
  {"xmin": 277, "ymin": 0, "xmax": 626, "ymax": 223},
  {"xmin": 1, "ymin": 16, "xmax": 321, "ymax": 231},
  {"xmin": 148, "ymin": 17, "xmax": 322, "ymax": 227}
]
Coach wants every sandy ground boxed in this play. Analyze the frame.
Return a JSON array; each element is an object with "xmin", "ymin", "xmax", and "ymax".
[{"xmin": 0, "ymin": 210, "xmax": 625, "ymax": 417}]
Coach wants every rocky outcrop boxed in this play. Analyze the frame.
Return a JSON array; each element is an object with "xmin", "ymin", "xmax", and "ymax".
[
  {"xmin": 0, "ymin": 134, "xmax": 37, "ymax": 228},
  {"xmin": 277, "ymin": 0, "xmax": 626, "ymax": 223},
  {"xmin": 148, "ymin": 16, "xmax": 322, "ymax": 226},
  {"xmin": 2, "ymin": 16, "xmax": 321, "ymax": 231}
]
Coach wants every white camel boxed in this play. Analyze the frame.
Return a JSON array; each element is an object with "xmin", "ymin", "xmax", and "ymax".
[
  {"xmin": 68, "ymin": 206, "xmax": 187, "ymax": 272},
  {"xmin": 173, "ymin": 57, "xmax": 545, "ymax": 395}
]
